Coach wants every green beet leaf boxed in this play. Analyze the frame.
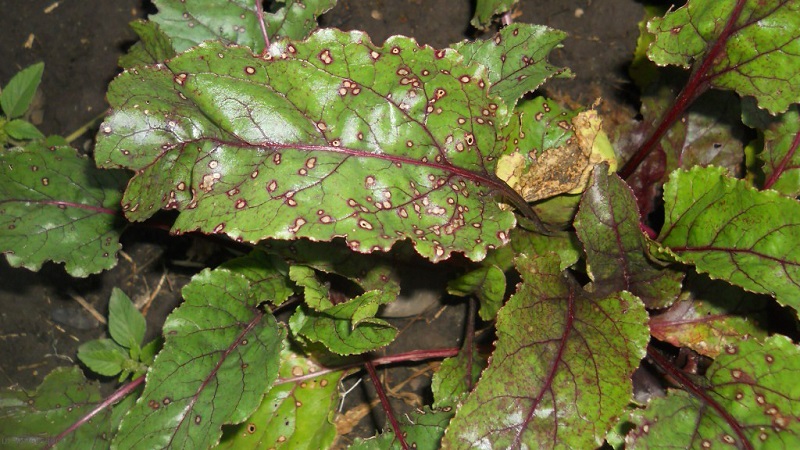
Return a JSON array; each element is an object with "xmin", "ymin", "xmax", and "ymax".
[
  {"xmin": 112, "ymin": 268, "xmax": 285, "ymax": 449},
  {"xmin": 0, "ymin": 367, "xmax": 116, "ymax": 449},
  {"xmin": 649, "ymin": 273, "xmax": 769, "ymax": 358},
  {"xmin": 742, "ymin": 99, "xmax": 800, "ymax": 196},
  {"xmin": 453, "ymin": 23, "xmax": 572, "ymax": 110},
  {"xmin": 220, "ymin": 249, "xmax": 295, "ymax": 306},
  {"xmin": 627, "ymin": 335, "xmax": 800, "ymax": 449},
  {"xmin": 575, "ymin": 165, "xmax": 683, "ymax": 308},
  {"xmin": 0, "ymin": 144, "xmax": 127, "ymax": 277},
  {"xmin": 149, "ymin": 0, "xmax": 336, "ymax": 54},
  {"xmin": 1, "ymin": 62, "xmax": 43, "ymax": 119},
  {"xmin": 443, "ymin": 254, "xmax": 649, "ymax": 449},
  {"xmin": 96, "ymin": 30, "xmax": 519, "ymax": 262},
  {"xmin": 659, "ymin": 166, "xmax": 800, "ymax": 311},
  {"xmin": 351, "ymin": 407, "xmax": 455, "ymax": 450},
  {"xmin": 647, "ymin": 0, "xmax": 800, "ymax": 114},
  {"xmin": 471, "ymin": 0, "xmax": 518, "ymax": 30},
  {"xmin": 219, "ymin": 345, "xmax": 344, "ymax": 449},
  {"xmin": 290, "ymin": 289, "xmax": 397, "ymax": 355},
  {"xmin": 119, "ymin": 20, "xmax": 177, "ymax": 69}
]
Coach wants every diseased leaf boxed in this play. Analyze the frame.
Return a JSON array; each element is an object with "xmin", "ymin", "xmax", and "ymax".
[
  {"xmin": 0, "ymin": 144, "xmax": 127, "ymax": 277},
  {"xmin": 112, "ymin": 268, "xmax": 285, "ymax": 449},
  {"xmin": 650, "ymin": 273, "xmax": 769, "ymax": 358},
  {"xmin": 351, "ymin": 407, "xmax": 455, "ymax": 450},
  {"xmin": 496, "ymin": 97, "xmax": 616, "ymax": 203},
  {"xmin": 150, "ymin": 0, "xmax": 336, "ymax": 53},
  {"xmin": 453, "ymin": 24, "xmax": 572, "ymax": 109},
  {"xmin": 471, "ymin": 0, "xmax": 518, "ymax": 30},
  {"xmin": 742, "ymin": 99, "xmax": 800, "ymax": 196},
  {"xmin": 659, "ymin": 166, "xmax": 800, "ymax": 311},
  {"xmin": 219, "ymin": 345, "xmax": 344, "ymax": 449},
  {"xmin": 443, "ymin": 254, "xmax": 649, "ymax": 449},
  {"xmin": 108, "ymin": 288, "xmax": 146, "ymax": 350},
  {"xmin": 4, "ymin": 119, "xmax": 45, "ymax": 140},
  {"xmin": 627, "ymin": 336, "xmax": 800, "ymax": 449},
  {"xmin": 647, "ymin": 0, "xmax": 800, "ymax": 114},
  {"xmin": 1, "ymin": 62, "xmax": 43, "ymax": 119},
  {"xmin": 431, "ymin": 347, "xmax": 486, "ymax": 409},
  {"xmin": 0, "ymin": 367, "xmax": 114, "ymax": 449},
  {"xmin": 448, "ymin": 265, "xmax": 505, "ymax": 320},
  {"xmin": 575, "ymin": 165, "xmax": 683, "ymax": 308},
  {"xmin": 96, "ymin": 30, "xmax": 519, "ymax": 262},
  {"xmin": 485, "ymin": 227, "xmax": 581, "ymax": 272},
  {"xmin": 290, "ymin": 289, "xmax": 397, "ymax": 355},
  {"xmin": 119, "ymin": 20, "xmax": 177, "ymax": 69}
]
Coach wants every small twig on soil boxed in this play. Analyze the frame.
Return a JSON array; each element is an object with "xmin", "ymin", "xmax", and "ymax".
[
  {"xmin": 140, "ymin": 269, "xmax": 168, "ymax": 316},
  {"xmin": 67, "ymin": 291, "xmax": 106, "ymax": 325}
]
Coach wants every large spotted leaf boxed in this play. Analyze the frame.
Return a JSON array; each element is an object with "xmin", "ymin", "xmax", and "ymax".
[
  {"xmin": 627, "ymin": 336, "xmax": 800, "ymax": 449},
  {"xmin": 150, "ymin": 0, "xmax": 336, "ymax": 53},
  {"xmin": 96, "ymin": 29, "xmax": 518, "ymax": 262},
  {"xmin": 443, "ymin": 254, "xmax": 649, "ymax": 449}
]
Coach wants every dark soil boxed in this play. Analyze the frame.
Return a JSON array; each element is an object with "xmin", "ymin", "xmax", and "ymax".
[{"xmin": 0, "ymin": 0, "xmax": 643, "ymax": 444}]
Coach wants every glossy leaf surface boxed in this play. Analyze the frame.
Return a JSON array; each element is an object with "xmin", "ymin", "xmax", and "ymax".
[
  {"xmin": 659, "ymin": 166, "xmax": 800, "ymax": 311},
  {"xmin": 443, "ymin": 254, "xmax": 649, "ymax": 449},
  {"xmin": 647, "ymin": 0, "xmax": 800, "ymax": 114},
  {"xmin": 96, "ymin": 30, "xmax": 518, "ymax": 262},
  {"xmin": 575, "ymin": 166, "xmax": 683, "ymax": 308},
  {"xmin": 150, "ymin": 0, "xmax": 336, "ymax": 53},
  {"xmin": 219, "ymin": 346, "xmax": 343, "ymax": 449},
  {"xmin": 627, "ymin": 336, "xmax": 800, "ymax": 449},
  {"xmin": 454, "ymin": 24, "xmax": 571, "ymax": 110},
  {"xmin": 112, "ymin": 268, "xmax": 284, "ymax": 449},
  {"xmin": 0, "ymin": 144, "xmax": 127, "ymax": 277},
  {"xmin": 0, "ymin": 367, "xmax": 114, "ymax": 449}
]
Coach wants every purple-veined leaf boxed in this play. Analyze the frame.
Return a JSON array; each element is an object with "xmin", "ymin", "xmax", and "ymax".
[
  {"xmin": 112, "ymin": 268, "xmax": 285, "ymax": 449},
  {"xmin": 96, "ymin": 30, "xmax": 520, "ymax": 262},
  {"xmin": 351, "ymin": 407, "xmax": 455, "ymax": 450},
  {"xmin": 218, "ymin": 345, "xmax": 345, "ymax": 449},
  {"xmin": 647, "ymin": 0, "xmax": 800, "ymax": 115},
  {"xmin": 742, "ymin": 99, "xmax": 800, "ymax": 196},
  {"xmin": 627, "ymin": 335, "xmax": 800, "ymax": 449},
  {"xmin": 443, "ymin": 254, "xmax": 649, "ymax": 449},
  {"xmin": 575, "ymin": 165, "xmax": 683, "ymax": 308},
  {"xmin": 650, "ymin": 273, "xmax": 769, "ymax": 358},
  {"xmin": 0, "ymin": 144, "xmax": 127, "ymax": 277},
  {"xmin": 453, "ymin": 24, "xmax": 572, "ymax": 110},
  {"xmin": 149, "ymin": 0, "xmax": 336, "ymax": 54},
  {"xmin": 496, "ymin": 97, "xmax": 616, "ymax": 203},
  {"xmin": 0, "ymin": 367, "xmax": 116, "ymax": 449},
  {"xmin": 471, "ymin": 0, "xmax": 518, "ymax": 30},
  {"xmin": 658, "ymin": 166, "xmax": 800, "ymax": 311}
]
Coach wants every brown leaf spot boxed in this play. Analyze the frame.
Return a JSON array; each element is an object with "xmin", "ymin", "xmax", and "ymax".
[
  {"xmin": 235, "ymin": 199, "xmax": 247, "ymax": 209},
  {"xmin": 459, "ymin": 75, "xmax": 471, "ymax": 83},
  {"xmin": 177, "ymin": 181, "xmax": 186, "ymax": 191},
  {"xmin": 174, "ymin": 73, "xmax": 188, "ymax": 85},
  {"xmin": 289, "ymin": 218, "xmax": 307, "ymax": 233},
  {"xmin": 195, "ymin": 415, "xmax": 202, "ymax": 425},
  {"xmin": 214, "ymin": 223, "xmax": 225, "ymax": 233},
  {"xmin": 267, "ymin": 180, "xmax": 278, "ymax": 192},
  {"xmin": 244, "ymin": 66, "xmax": 256, "ymax": 75},
  {"xmin": 358, "ymin": 219, "xmax": 373, "ymax": 230},
  {"xmin": 370, "ymin": 50, "xmax": 380, "ymax": 60},
  {"xmin": 273, "ymin": 153, "xmax": 282, "ymax": 165},
  {"xmin": 316, "ymin": 121, "xmax": 327, "ymax": 131},
  {"xmin": 318, "ymin": 49, "xmax": 333, "ymax": 64},
  {"xmin": 391, "ymin": 46, "xmax": 401, "ymax": 55},
  {"xmin": 247, "ymin": 423, "xmax": 257, "ymax": 434}
]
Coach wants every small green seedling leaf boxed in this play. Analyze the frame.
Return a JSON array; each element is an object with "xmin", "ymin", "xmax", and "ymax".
[
  {"xmin": 627, "ymin": 335, "xmax": 800, "ymax": 449},
  {"xmin": 219, "ymin": 345, "xmax": 345, "ymax": 449},
  {"xmin": 4, "ymin": 119, "xmax": 44, "ymax": 140},
  {"xmin": 150, "ymin": 0, "xmax": 336, "ymax": 54},
  {"xmin": 742, "ymin": 99, "xmax": 800, "ymax": 196},
  {"xmin": 443, "ymin": 254, "xmax": 649, "ymax": 449},
  {"xmin": 0, "ymin": 367, "xmax": 115, "ymax": 449},
  {"xmin": 454, "ymin": 23, "xmax": 572, "ymax": 110},
  {"xmin": 97, "ymin": 30, "xmax": 518, "ymax": 262},
  {"xmin": 108, "ymin": 288, "xmax": 146, "ymax": 351},
  {"xmin": 575, "ymin": 165, "xmax": 683, "ymax": 308},
  {"xmin": 112, "ymin": 268, "xmax": 285, "ymax": 449},
  {"xmin": 659, "ymin": 166, "xmax": 800, "ymax": 311},
  {"xmin": 1, "ymin": 62, "xmax": 44, "ymax": 119},
  {"xmin": 78, "ymin": 338, "xmax": 130, "ymax": 377},
  {"xmin": 0, "ymin": 144, "xmax": 128, "ymax": 277},
  {"xmin": 471, "ymin": 0, "xmax": 518, "ymax": 30},
  {"xmin": 647, "ymin": 0, "xmax": 800, "ymax": 114},
  {"xmin": 118, "ymin": 19, "xmax": 177, "ymax": 69},
  {"xmin": 351, "ymin": 407, "xmax": 455, "ymax": 450}
]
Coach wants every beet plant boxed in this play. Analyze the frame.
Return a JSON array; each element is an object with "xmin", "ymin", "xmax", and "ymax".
[{"xmin": 2, "ymin": 0, "xmax": 800, "ymax": 448}]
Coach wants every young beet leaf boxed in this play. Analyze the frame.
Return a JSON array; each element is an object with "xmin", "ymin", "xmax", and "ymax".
[{"xmin": 95, "ymin": 29, "xmax": 522, "ymax": 262}]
